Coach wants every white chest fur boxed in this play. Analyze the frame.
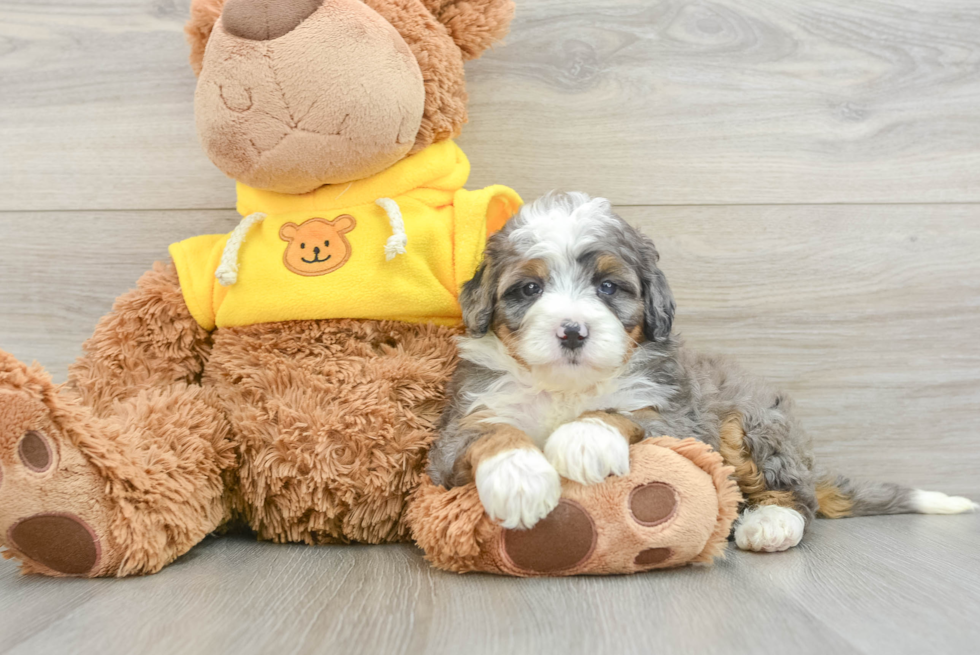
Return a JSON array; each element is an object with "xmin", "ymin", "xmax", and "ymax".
[{"xmin": 458, "ymin": 337, "xmax": 672, "ymax": 446}]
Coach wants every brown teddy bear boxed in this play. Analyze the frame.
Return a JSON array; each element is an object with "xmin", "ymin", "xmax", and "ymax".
[
  {"xmin": 0, "ymin": 0, "xmax": 518, "ymax": 577},
  {"xmin": 0, "ymin": 0, "xmax": 739, "ymax": 578}
]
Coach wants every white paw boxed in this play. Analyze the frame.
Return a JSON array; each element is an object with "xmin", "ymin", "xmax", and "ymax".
[
  {"xmin": 912, "ymin": 489, "xmax": 979, "ymax": 515},
  {"xmin": 544, "ymin": 418, "xmax": 629, "ymax": 486},
  {"xmin": 475, "ymin": 449, "xmax": 561, "ymax": 530},
  {"xmin": 734, "ymin": 505, "xmax": 805, "ymax": 553}
]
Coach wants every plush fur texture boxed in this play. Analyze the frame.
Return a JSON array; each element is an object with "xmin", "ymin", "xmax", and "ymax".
[
  {"xmin": 1, "ymin": 265, "xmax": 235, "ymax": 576},
  {"xmin": 420, "ymin": 0, "xmax": 516, "ymax": 60},
  {"xmin": 186, "ymin": 0, "xmax": 513, "ymax": 191},
  {"xmin": 0, "ymin": 263, "xmax": 460, "ymax": 576},
  {"xmin": 207, "ymin": 318, "xmax": 461, "ymax": 544}
]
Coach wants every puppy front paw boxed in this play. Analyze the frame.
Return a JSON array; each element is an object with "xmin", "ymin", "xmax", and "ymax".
[
  {"xmin": 734, "ymin": 505, "xmax": 805, "ymax": 552},
  {"xmin": 475, "ymin": 449, "xmax": 561, "ymax": 530},
  {"xmin": 544, "ymin": 419, "xmax": 630, "ymax": 485}
]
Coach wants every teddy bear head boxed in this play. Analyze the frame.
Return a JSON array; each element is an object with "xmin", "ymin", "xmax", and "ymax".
[{"xmin": 186, "ymin": 0, "xmax": 515, "ymax": 194}]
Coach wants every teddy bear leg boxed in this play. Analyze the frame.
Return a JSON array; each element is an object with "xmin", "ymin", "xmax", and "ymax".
[
  {"xmin": 0, "ymin": 263, "xmax": 236, "ymax": 577},
  {"xmin": 411, "ymin": 436, "xmax": 741, "ymax": 575}
]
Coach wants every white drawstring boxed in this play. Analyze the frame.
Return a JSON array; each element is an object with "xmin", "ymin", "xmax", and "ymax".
[
  {"xmin": 215, "ymin": 212, "xmax": 266, "ymax": 286},
  {"xmin": 376, "ymin": 198, "xmax": 407, "ymax": 261}
]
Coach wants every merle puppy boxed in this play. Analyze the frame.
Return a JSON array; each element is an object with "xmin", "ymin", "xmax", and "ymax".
[{"xmin": 427, "ymin": 192, "xmax": 976, "ymax": 552}]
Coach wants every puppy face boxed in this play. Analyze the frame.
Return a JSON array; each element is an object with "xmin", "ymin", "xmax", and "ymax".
[{"xmin": 460, "ymin": 193, "xmax": 675, "ymax": 386}]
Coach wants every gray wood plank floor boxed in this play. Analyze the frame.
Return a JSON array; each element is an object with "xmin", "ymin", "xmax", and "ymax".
[
  {"xmin": 1, "ymin": 516, "xmax": 978, "ymax": 655},
  {"xmin": 1, "ymin": 0, "xmax": 978, "ymax": 653}
]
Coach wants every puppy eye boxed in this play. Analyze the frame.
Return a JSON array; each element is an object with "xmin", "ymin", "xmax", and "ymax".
[
  {"xmin": 522, "ymin": 282, "xmax": 543, "ymax": 297},
  {"xmin": 598, "ymin": 281, "xmax": 618, "ymax": 295},
  {"xmin": 300, "ymin": 243, "xmax": 306, "ymax": 249},
  {"xmin": 324, "ymin": 240, "xmax": 330, "ymax": 247}
]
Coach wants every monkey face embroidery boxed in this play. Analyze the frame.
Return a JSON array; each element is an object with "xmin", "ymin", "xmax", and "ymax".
[{"xmin": 279, "ymin": 215, "xmax": 356, "ymax": 276}]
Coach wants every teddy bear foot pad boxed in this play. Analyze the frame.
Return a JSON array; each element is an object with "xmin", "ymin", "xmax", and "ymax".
[
  {"xmin": 500, "ymin": 490, "xmax": 677, "ymax": 574},
  {"xmin": 0, "ymin": 384, "xmax": 112, "ymax": 577}
]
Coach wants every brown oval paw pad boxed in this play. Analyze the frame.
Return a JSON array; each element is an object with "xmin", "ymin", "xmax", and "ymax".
[
  {"xmin": 629, "ymin": 482, "xmax": 678, "ymax": 526},
  {"xmin": 18, "ymin": 431, "xmax": 53, "ymax": 473},
  {"xmin": 635, "ymin": 547, "xmax": 673, "ymax": 568},
  {"xmin": 502, "ymin": 500, "xmax": 596, "ymax": 574},
  {"xmin": 8, "ymin": 513, "xmax": 101, "ymax": 576}
]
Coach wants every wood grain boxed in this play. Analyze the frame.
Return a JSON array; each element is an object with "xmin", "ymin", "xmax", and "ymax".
[
  {"xmin": 1, "ymin": 517, "xmax": 978, "ymax": 655},
  {"xmin": 1, "ymin": 206, "xmax": 978, "ymax": 495},
  {"xmin": 2, "ymin": 1, "xmax": 980, "ymax": 210},
  {"xmin": 0, "ymin": 209, "xmax": 240, "ymax": 374},
  {"xmin": 464, "ymin": 0, "xmax": 980, "ymax": 205}
]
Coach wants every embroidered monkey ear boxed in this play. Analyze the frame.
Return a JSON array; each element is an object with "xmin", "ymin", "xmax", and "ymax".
[
  {"xmin": 421, "ymin": 0, "xmax": 516, "ymax": 61},
  {"xmin": 279, "ymin": 223, "xmax": 299, "ymax": 241}
]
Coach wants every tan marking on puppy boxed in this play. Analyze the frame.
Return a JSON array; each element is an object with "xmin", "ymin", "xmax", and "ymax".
[
  {"xmin": 816, "ymin": 479, "xmax": 854, "ymax": 518},
  {"xmin": 594, "ymin": 253, "xmax": 629, "ymax": 279},
  {"xmin": 490, "ymin": 322, "xmax": 530, "ymax": 369},
  {"xmin": 455, "ymin": 419, "xmax": 537, "ymax": 485},
  {"xmin": 718, "ymin": 414, "xmax": 797, "ymax": 508},
  {"xmin": 487, "ymin": 258, "xmax": 549, "ymax": 368},
  {"xmin": 595, "ymin": 253, "xmax": 647, "ymax": 358},
  {"xmin": 498, "ymin": 258, "xmax": 549, "ymax": 293},
  {"xmin": 577, "ymin": 410, "xmax": 647, "ymax": 445}
]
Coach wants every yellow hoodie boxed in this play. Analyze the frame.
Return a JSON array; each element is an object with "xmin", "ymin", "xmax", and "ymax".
[{"xmin": 169, "ymin": 141, "xmax": 521, "ymax": 331}]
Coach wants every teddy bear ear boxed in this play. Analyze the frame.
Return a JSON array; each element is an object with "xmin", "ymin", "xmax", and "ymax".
[
  {"xmin": 279, "ymin": 223, "xmax": 299, "ymax": 241},
  {"xmin": 332, "ymin": 215, "xmax": 357, "ymax": 233},
  {"xmin": 422, "ymin": 0, "xmax": 516, "ymax": 61},
  {"xmin": 185, "ymin": 0, "xmax": 227, "ymax": 76}
]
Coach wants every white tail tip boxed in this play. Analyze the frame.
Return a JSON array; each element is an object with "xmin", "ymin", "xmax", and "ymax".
[{"xmin": 912, "ymin": 490, "xmax": 979, "ymax": 515}]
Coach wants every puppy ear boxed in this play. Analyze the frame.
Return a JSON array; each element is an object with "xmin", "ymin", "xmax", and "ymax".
[
  {"xmin": 638, "ymin": 239, "xmax": 676, "ymax": 342},
  {"xmin": 460, "ymin": 260, "xmax": 497, "ymax": 337},
  {"xmin": 421, "ymin": 0, "xmax": 516, "ymax": 61}
]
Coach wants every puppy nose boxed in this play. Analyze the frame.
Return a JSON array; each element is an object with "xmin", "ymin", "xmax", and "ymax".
[
  {"xmin": 557, "ymin": 322, "xmax": 588, "ymax": 351},
  {"xmin": 313, "ymin": 246, "xmax": 321, "ymax": 255}
]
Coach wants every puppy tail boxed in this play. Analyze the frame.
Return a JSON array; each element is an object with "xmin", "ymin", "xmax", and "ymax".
[{"xmin": 816, "ymin": 474, "xmax": 978, "ymax": 518}]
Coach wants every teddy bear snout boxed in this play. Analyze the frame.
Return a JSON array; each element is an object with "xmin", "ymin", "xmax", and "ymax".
[{"xmin": 222, "ymin": 0, "xmax": 324, "ymax": 41}]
